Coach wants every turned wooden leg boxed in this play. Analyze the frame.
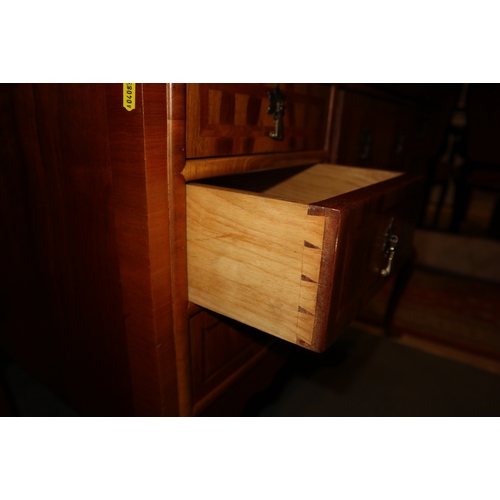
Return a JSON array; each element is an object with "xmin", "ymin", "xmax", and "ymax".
[{"xmin": 383, "ymin": 248, "xmax": 416, "ymax": 337}]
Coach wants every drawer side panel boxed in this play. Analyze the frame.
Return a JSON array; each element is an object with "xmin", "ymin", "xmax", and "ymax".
[{"xmin": 187, "ymin": 185, "xmax": 325, "ymax": 344}]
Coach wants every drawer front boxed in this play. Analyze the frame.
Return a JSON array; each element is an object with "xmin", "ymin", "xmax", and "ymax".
[
  {"xmin": 187, "ymin": 164, "xmax": 422, "ymax": 352},
  {"xmin": 336, "ymin": 90, "xmax": 416, "ymax": 171},
  {"xmin": 312, "ymin": 176, "xmax": 422, "ymax": 349},
  {"xmin": 186, "ymin": 83, "xmax": 332, "ymax": 158},
  {"xmin": 189, "ymin": 309, "xmax": 274, "ymax": 414}
]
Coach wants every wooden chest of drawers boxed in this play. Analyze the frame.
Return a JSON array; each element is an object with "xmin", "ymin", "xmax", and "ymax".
[{"xmin": 1, "ymin": 83, "xmax": 424, "ymax": 416}]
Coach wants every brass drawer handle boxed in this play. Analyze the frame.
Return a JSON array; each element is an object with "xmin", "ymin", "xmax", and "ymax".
[
  {"xmin": 381, "ymin": 235, "xmax": 399, "ymax": 277},
  {"xmin": 267, "ymin": 85, "xmax": 285, "ymax": 141}
]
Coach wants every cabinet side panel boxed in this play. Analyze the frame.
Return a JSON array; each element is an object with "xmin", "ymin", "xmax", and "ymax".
[
  {"xmin": 0, "ymin": 84, "xmax": 72, "ymax": 405},
  {"xmin": 143, "ymin": 84, "xmax": 180, "ymax": 416},
  {"xmin": 106, "ymin": 84, "xmax": 179, "ymax": 416},
  {"xmin": 1, "ymin": 84, "xmax": 135, "ymax": 415},
  {"xmin": 166, "ymin": 83, "xmax": 195, "ymax": 416}
]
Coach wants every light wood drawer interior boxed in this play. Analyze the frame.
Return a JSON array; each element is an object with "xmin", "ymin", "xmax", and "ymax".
[{"xmin": 186, "ymin": 163, "xmax": 420, "ymax": 352}]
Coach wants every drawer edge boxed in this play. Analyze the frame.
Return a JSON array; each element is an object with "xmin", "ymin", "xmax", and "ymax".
[{"xmin": 182, "ymin": 150, "xmax": 329, "ymax": 181}]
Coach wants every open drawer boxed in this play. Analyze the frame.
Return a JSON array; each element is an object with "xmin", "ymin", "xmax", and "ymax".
[{"xmin": 186, "ymin": 163, "xmax": 422, "ymax": 352}]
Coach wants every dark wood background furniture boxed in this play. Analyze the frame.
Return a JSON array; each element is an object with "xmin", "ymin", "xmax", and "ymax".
[
  {"xmin": 449, "ymin": 84, "xmax": 500, "ymax": 237},
  {"xmin": 1, "ymin": 83, "xmax": 451, "ymax": 416}
]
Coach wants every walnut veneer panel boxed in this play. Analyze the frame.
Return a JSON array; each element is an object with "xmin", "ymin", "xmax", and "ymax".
[{"xmin": 186, "ymin": 84, "xmax": 332, "ymax": 158}]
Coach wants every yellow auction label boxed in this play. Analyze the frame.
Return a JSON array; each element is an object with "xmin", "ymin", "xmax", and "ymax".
[{"xmin": 123, "ymin": 83, "xmax": 135, "ymax": 111}]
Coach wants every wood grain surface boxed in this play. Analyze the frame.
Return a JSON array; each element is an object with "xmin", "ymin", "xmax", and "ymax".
[
  {"xmin": 186, "ymin": 84, "xmax": 332, "ymax": 158},
  {"xmin": 334, "ymin": 89, "xmax": 417, "ymax": 172},
  {"xmin": 189, "ymin": 310, "xmax": 276, "ymax": 415},
  {"xmin": 310, "ymin": 173, "xmax": 424, "ymax": 351},
  {"xmin": 187, "ymin": 183, "xmax": 326, "ymax": 345},
  {"xmin": 186, "ymin": 163, "xmax": 422, "ymax": 352},
  {"xmin": 1, "ymin": 82, "xmax": 427, "ymax": 415},
  {"xmin": 165, "ymin": 84, "xmax": 193, "ymax": 415},
  {"xmin": 106, "ymin": 83, "xmax": 179, "ymax": 416},
  {"xmin": 182, "ymin": 150, "xmax": 329, "ymax": 181},
  {"xmin": 167, "ymin": 85, "xmax": 290, "ymax": 415},
  {"xmin": 1, "ymin": 84, "xmax": 135, "ymax": 414},
  {"xmin": 0, "ymin": 84, "xmax": 180, "ymax": 416},
  {"xmin": 254, "ymin": 163, "xmax": 402, "ymax": 202}
]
